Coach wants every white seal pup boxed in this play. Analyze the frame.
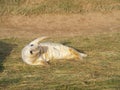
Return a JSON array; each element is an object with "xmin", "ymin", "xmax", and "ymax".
[{"xmin": 22, "ymin": 37, "xmax": 87, "ymax": 65}]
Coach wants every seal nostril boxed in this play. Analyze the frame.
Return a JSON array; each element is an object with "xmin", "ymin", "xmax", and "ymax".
[{"xmin": 30, "ymin": 51, "xmax": 33, "ymax": 54}]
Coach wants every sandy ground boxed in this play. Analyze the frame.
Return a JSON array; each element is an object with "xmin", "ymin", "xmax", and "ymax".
[{"xmin": 0, "ymin": 12, "xmax": 120, "ymax": 39}]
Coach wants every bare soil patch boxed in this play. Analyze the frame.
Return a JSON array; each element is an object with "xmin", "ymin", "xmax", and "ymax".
[{"xmin": 0, "ymin": 12, "xmax": 120, "ymax": 39}]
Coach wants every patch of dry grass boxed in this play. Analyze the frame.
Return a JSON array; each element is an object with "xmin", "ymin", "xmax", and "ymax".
[
  {"xmin": 0, "ymin": 1, "xmax": 120, "ymax": 89},
  {"xmin": 0, "ymin": 0, "xmax": 120, "ymax": 15},
  {"xmin": 0, "ymin": 33, "xmax": 120, "ymax": 90}
]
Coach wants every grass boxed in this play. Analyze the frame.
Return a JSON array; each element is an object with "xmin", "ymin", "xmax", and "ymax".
[
  {"xmin": 0, "ymin": 0, "xmax": 119, "ymax": 89},
  {"xmin": 0, "ymin": 33, "xmax": 120, "ymax": 90},
  {"xmin": 0, "ymin": 0, "xmax": 120, "ymax": 15}
]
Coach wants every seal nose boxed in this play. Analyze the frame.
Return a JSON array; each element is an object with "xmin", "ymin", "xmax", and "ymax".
[{"xmin": 30, "ymin": 50, "xmax": 33, "ymax": 54}]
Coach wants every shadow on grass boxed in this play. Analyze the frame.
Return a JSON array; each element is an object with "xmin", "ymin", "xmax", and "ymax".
[
  {"xmin": 0, "ymin": 41, "xmax": 17, "ymax": 72},
  {"xmin": 61, "ymin": 41, "xmax": 71, "ymax": 46},
  {"xmin": 61, "ymin": 41, "xmax": 85, "ymax": 53}
]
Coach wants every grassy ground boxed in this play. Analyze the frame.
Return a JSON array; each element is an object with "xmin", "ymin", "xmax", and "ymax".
[
  {"xmin": 0, "ymin": 33, "xmax": 120, "ymax": 90},
  {"xmin": 0, "ymin": 0, "xmax": 120, "ymax": 90},
  {"xmin": 0, "ymin": 0, "xmax": 120, "ymax": 15}
]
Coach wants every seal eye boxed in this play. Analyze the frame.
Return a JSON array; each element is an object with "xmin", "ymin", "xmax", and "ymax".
[
  {"xmin": 30, "ymin": 44, "xmax": 34, "ymax": 46},
  {"xmin": 30, "ymin": 51, "xmax": 33, "ymax": 54}
]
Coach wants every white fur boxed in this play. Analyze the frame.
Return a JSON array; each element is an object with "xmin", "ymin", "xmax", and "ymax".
[{"xmin": 22, "ymin": 37, "xmax": 87, "ymax": 65}]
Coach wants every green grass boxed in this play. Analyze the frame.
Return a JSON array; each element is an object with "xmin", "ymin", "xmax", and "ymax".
[
  {"xmin": 0, "ymin": 33, "xmax": 120, "ymax": 90},
  {"xmin": 0, "ymin": 0, "xmax": 120, "ymax": 15}
]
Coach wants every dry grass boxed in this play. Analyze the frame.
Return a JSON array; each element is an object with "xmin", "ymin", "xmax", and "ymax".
[
  {"xmin": 0, "ymin": 0, "xmax": 120, "ymax": 15},
  {"xmin": 0, "ymin": 33, "xmax": 120, "ymax": 90},
  {"xmin": 0, "ymin": 0, "xmax": 120, "ymax": 89}
]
